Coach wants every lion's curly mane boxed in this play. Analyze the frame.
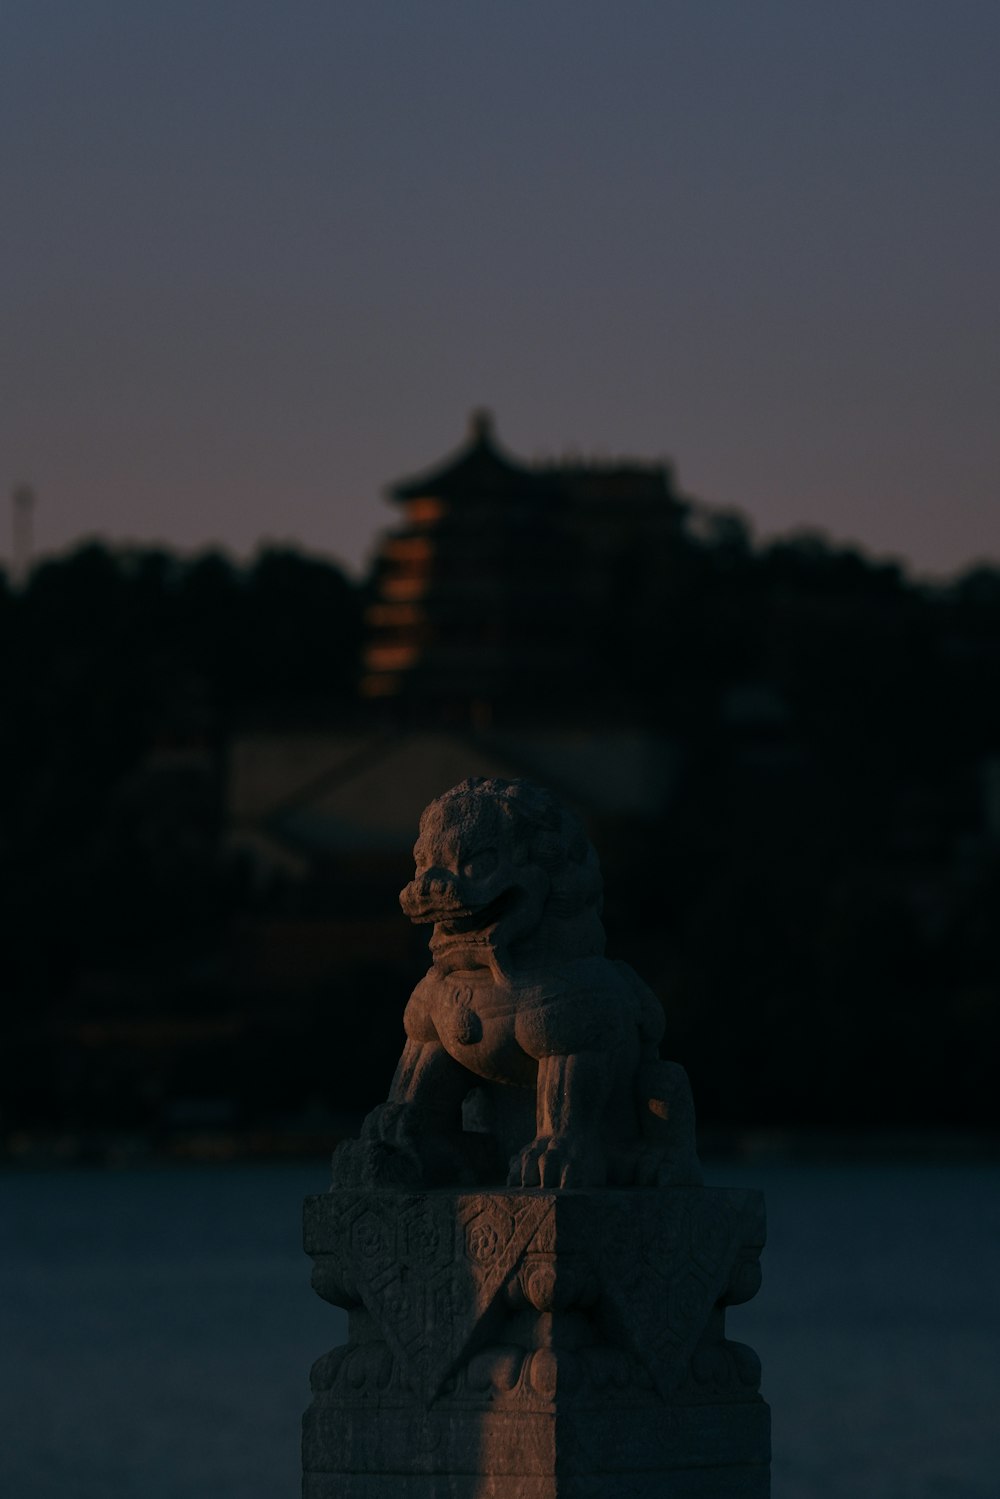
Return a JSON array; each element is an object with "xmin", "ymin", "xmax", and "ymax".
[{"xmin": 430, "ymin": 776, "xmax": 603, "ymax": 921}]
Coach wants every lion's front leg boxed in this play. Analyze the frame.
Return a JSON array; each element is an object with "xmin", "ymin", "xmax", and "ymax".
[
  {"xmin": 377, "ymin": 1038, "xmax": 480, "ymax": 1178},
  {"xmin": 388, "ymin": 1035, "xmax": 469, "ymax": 1113},
  {"xmin": 508, "ymin": 1051, "xmax": 610, "ymax": 1188},
  {"xmin": 333, "ymin": 1038, "xmax": 478, "ymax": 1187}
]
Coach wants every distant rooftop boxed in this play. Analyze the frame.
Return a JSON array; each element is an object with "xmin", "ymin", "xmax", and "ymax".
[
  {"xmin": 390, "ymin": 411, "xmax": 679, "ymax": 508},
  {"xmin": 390, "ymin": 410, "xmax": 544, "ymax": 503}
]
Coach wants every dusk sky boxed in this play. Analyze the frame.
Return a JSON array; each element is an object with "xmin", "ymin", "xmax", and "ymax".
[{"xmin": 3, "ymin": 1, "xmax": 998, "ymax": 580}]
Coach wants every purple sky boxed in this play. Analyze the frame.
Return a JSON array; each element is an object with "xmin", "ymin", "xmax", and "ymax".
[{"xmin": 2, "ymin": 0, "xmax": 998, "ymax": 581}]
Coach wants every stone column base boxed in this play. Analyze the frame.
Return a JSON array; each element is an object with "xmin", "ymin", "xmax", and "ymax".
[
  {"xmin": 306, "ymin": 1473, "xmax": 768, "ymax": 1499},
  {"xmin": 304, "ymin": 1401, "xmax": 770, "ymax": 1497},
  {"xmin": 304, "ymin": 1187, "xmax": 770, "ymax": 1498}
]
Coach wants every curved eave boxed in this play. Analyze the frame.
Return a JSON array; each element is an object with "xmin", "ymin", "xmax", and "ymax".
[{"xmin": 389, "ymin": 420, "xmax": 546, "ymax": 505}]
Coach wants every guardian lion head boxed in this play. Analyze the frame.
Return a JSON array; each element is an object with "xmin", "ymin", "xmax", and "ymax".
[{"xmin": 399, "ymin": 777, "xmax": 604, "ymax": 972}]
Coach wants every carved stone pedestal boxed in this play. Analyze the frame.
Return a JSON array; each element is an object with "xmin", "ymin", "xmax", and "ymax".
[{"xmin": 303, "ymin": 1186, "xmax": 770, "ymax": 1498}]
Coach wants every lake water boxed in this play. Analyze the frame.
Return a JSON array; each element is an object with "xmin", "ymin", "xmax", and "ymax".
[{"xmin": 1, "ymin": 1161, "xmax": 998, "ymax": 1498}]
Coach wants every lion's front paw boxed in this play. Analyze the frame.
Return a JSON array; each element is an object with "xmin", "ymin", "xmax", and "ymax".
[{"xmin": 507, "ymin": 1134, "xmax": 605, "ymax": 1189}]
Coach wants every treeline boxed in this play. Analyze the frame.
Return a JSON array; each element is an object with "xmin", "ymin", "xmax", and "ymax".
[
  {"xmin": 0, "ymin": 544, "xmax": 362, "ymax": 992},
  {"xmin": 2, "ymin": 528, "xmax": 999, "ymax": 1143},
  {"xmin": 603, "ymin": 523, "xmax": 1000, "ymax": 1130}
]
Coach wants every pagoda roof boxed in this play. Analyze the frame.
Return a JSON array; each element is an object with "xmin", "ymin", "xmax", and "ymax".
[{"xmin": 390, "ymin": 411, "xmax": 548, "ymax": 503}]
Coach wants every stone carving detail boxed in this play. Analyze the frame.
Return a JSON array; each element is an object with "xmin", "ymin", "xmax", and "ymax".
[
  {"xmin": 306, "ymin": 1187, "xmax": 764, "ymax": 1409},
  {"xmin": 332, "ymin": 776, "xmax": 701, "ymax": 1193},
  {"xmin": 306, "ymin": 780, "xmax": 770, "ymax": 1498}
]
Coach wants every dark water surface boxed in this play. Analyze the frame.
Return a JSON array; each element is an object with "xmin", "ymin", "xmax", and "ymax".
[{"xmin": 1, "ymin": 1162, "xmax": 997, "ymax": 1498}]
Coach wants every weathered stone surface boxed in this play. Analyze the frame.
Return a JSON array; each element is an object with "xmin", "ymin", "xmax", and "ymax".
[
  {"xmin": 305, "ymin": 1479, "xmax": 765, "ymax": 1499},
  {"xmin": 303, "ymin": 1186, "xmax": 769, "ymax": 1496},
  {"xmin": 307, "ymin": 779, "xmax": 769, "ymax": 1495}
]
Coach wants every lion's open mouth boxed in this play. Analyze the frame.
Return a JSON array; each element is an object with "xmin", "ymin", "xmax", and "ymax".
[{"xmin": 430, "ymin": 885, "xmax": 521, "ymax": 939}]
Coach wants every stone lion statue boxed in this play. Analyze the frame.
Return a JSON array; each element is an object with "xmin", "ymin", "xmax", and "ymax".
[{"xmin": 332, "ymin": 777, "xmax": 701, "ymax": 1190}]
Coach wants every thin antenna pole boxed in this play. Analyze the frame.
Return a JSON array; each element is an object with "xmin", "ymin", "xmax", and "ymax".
[{"xmin": 11, "ymin": 484, "xmax": 35, "ymax": 588}]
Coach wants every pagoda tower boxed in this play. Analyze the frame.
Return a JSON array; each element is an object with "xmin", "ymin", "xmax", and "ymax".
[{"xmin": 362, "ymin": 412, "xmax": 686, "ymax": 722}]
